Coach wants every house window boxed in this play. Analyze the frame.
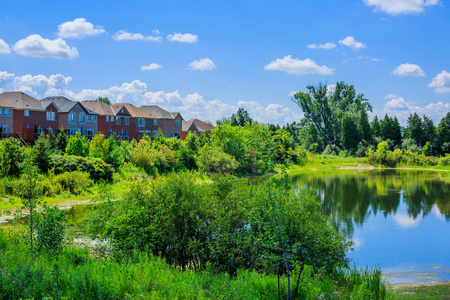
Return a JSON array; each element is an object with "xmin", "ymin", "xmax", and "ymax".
[
  {"xmin": 174, "ymin": 132, "xmax": 180, "ymax": 138},
  {"xmin": 79, "ymin": 112, "xmax": 86, "ymax": 123},
  {"xmin": 69, "ymin": 112, "xmax": 76, "ymax": 123},
  {"xmin": 1, "ymin": 125, "xmax": 7, "ymax": 132},
  {"xmin": 138, "ymin": 118, "xmax": 145, "ymax": 127},
  {"xmin": 152, "ymin": 130, "xmax": 157, "ymax": 137},
  {"xmin": 24, "ymin": 110, "xmax": 29, "ymax": 116},
  {"xmin": 47, "ymin": 127, "xmax": 53, "ymax": 134},
  {"xmin": 116, "ymin": 117, "xmax": 121, "ymax": 125},
  {"xmin": 0, "ymin": 108, "xmax": 3, "ymax": 115},
  {"xmin": 46, "ymin": 111, "xmax": 55, "ymax": 121},
  {"xmin": 86, "ymin": 129, "xmax": 94, "ymax": 136},
  {"xmin": 170, "ymin": 132, "xmax": 174, "ymax": 137},
  {"xmin": 37, "ymin": 126, "xmax": 42, "ymax": 134},
  {"xmin": 154, "ymin": 119, "xmax": 158, "ymax": 126},
  {"xmin": 106, "ymin": 116, "xmax": 109, "ymax": 122},
  {"xmin": 193, "ymin": 130, "xmax": 197, "ymax": 135},
  {"xmin": 111, "ymin": 116, "xmax": 114, "ymax": 122},
  {"xmin": 92, "ymin": 115, "xmax": 97, "ymax": 121},
  {"xmin": 5, "ymin": 109, "xmax": 11, "ymax": 116},
  {"xmin": 70, "ymin": 128, "xmax": 80, "ymax": 135},
  {"xmin": 175, "ymin": 120, "xmax": 180, "ymax": 127},
  {"xmin": 124, "ymin": 117, "xmax": 129, "ymax": 125},
  {"xmin": 87, "ymin": 115, "xmax": 91, "ymax": 121},
  {"xmin": 164, "ymin": 119, "xmax": 167, "ymax": 124},
  {"xmin": 164, "ymin": 130, "xmax": 167, "ymax": 137}
]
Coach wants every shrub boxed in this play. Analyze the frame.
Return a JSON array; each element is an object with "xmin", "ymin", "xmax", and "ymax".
[
  {"xmin": 51, "ymin": 171, "xmax": 92, "ymax": 194},
  {"xmin": 196, "ymin": 144, "xmax": 238, "ymax": 174},
  {"xmin": 0, "ymin": 138, "xmax": 24, "ymax": 177},
  {"xmin": 323, "ymin": 144, "xmax": 340, "ymax": 156},
  {"xmin": 35, "ymin": 205, "xmax": 66, "ymax": 253},
  {"xmin": 65, "ymin": 131, "xmax": 89, "ymax": 157},
  {"xmin": 48, "ymin": 155, "xmax": 113, "ymax": 182}
]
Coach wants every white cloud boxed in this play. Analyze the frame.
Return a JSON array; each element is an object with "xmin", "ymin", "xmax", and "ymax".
[
  {"xmin": 307, "ymin": 42, "xmax": 336, "ymax": 49},
  {"xmin": 326, "ymin": 84, "xmax": 336, "ymax": 96},
  {"xmin": 141, "ymin": 63, "xmax": 162, "ymax": 71},
  {"xmin": 339, "ymin": 36, "xmax": 366, "ymax": 51},
  {"xmin": 167, "ymin": 33, "xmax": 198, "ymax": 43},
  {"xmin": 113, "ymin": 30, "xmax": 162, "ymax": 42},
  {"xmin": 428, "ymin": 70, "xmax": 450, "ymax": 93},
  {"xmin": 363, "ymin": 0, "xmax": 441, "ymax": 15},
  {"xmin": 14, "ymin": 74, "xmax": 72, "ymax": 97},
  {"xmin": 374, "ymin": 93, "xmax": 450, "ymax": 125},
  {"xmin": 264, "ymin": 55, "xmax": 334, "ymax": 75},
  {"xmin": 13, "ymin": 34, "xmax": 78, "ymax": 59},
  {"xmin": 188, "ymin": 58, "xmax": 216, "ymax": 71},
  {"xmin": 0, "ymin": 39, "xmax": 10, "ymax": 54},
  {"xmin": 392, "ymin": 63, "xmax": 425, "ymax": 76},
  {"xmin": 0, "ymin": 71, "xmax": 15, "ymax": 87},
  {"xmin": 58, "ymin": 18, "xmax": 106, "ymax": 39},
  {"xmin": 152, "ymin": 29, "xmax": 160, "ymax": 35},
  {"xmin": 392, "ymin": 213, "xmax": 422, "ymax": 229},
  {"xmin": 11, "ymin": 74, "xmax": 300, "ymax": 124}
]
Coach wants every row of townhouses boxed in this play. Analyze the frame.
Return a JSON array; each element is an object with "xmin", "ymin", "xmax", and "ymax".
[{"xmin": 0, "ymin": 91, "xmax": 214, "ymax": 143}]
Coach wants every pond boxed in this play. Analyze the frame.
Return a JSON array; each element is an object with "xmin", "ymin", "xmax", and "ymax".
[{"xmin": 289, "ymin": 169, "xmax": 450, "ymax": 284}]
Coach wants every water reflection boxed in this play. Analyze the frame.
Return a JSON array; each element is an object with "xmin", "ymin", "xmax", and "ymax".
[{"xmin": 290, "ymin": 170, "xmax": 450, "ymax": 238}]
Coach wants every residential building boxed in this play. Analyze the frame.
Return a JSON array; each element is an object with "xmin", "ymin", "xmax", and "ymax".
[
  {"xmin": 182, "ymin": 119, "xmax": 215, "ymax": 139},
  {"xmin": 82, "ymin": 100, "xmax": 123, "ymax": 138},
  {"xmin": 139, "ymin": 105, "xmax": 183, "ymax": 138},
  {"xmin": 113, "ymin": 103, "xmax": 154, "ymax": 140},
  {"xmin": 0, "ymin": 100, "xmax": 14, "ymax": 133},
  {"xmin": 0, "ymin": 91, "xmax": 56, "ymax": 142},
  {"xmin": 41, "ymin": 96, "xmax": 99, "ymax": 137}
]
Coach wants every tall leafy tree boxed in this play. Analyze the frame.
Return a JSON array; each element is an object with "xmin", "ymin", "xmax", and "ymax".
[
  {"xmin": 358, "ymin": 109, "xmax": 372, "ymax": 143},
  {"xmin": 423, "ymin": 116, "xmax": 437, "ymax": 145},
  {"xmin": 371, "ymin": 115, "xmax": 381, "ymax": 138},
  {"xmin": 97, "ymin": 96, "xmax": 112, "ymax": 105},
  {"xmin": 437, "ymin": 112, "xmax": 450, "ymax": 155},
  {"xmin": 404, "ymin": 113, "xmax": 424, "ymax": 146},
  {"xmin": 230, "ymin": 108, "xmax": 253, "ymax": 126},
  {"xmin": 292, "ymin": 81, "xmax": 371, "ymax": 147},
  {"xmin": 341, "ymin": 115, "xmax": 359, "ymax": 151}
]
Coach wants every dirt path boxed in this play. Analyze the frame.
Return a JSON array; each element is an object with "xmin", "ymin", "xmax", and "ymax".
[{"xmin": 389, "ymin": 280, "xmax": 450, "ymax": 290}]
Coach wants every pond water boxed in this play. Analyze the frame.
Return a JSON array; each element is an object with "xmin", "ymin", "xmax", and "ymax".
[{"xmin": 290, "ymin": 169, "xmax": 450, "ymax": 284}]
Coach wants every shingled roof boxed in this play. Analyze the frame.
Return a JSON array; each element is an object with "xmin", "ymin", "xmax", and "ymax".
[
  {"xmin": 0, "ymin": 91, "xmax": 43, "ymax": 110},
  {"xmin": 114, "ymin": 103, "xmax": 151, "ymax": 118},
  {"xmin": 0, "ymin": 99, "xmax": 14, "ymax": 108},
  {"xmin": 81, "ymin": 100, "xmax": 115, "ymax": 116},
  {"xmin": 188, "ymin": 119, "xmax": 215, "ymax": 131},
  {"xmin": 139, "ymin": 105, "xmax": 174, "ymax": 119}
]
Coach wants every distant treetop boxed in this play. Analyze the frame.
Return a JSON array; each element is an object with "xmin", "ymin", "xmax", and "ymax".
[{"xmin": 97, "ymin": 96, "xmax": 112, "ymax": 105}]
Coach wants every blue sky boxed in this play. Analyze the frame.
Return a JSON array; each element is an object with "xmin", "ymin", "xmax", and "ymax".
[{"xmin": 0, "ymin": 0, "xmax": 449, "ymax": 125}]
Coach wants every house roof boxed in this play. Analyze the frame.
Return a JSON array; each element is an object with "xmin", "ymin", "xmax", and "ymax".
[
  {"xmin": 110, "ymin": 104, "xmax": 131, "ymax": 116},
  {"xmin": 0, "ymin": 91, "xmax": 43, "ymax": 110},
  {"xmin": 81, "ymin": 100, "xmax": 115, "ymax": 116},
  {"xmin": 182, "ymin": 120, "xmax": 198, "ymax": 131},
  {"xmin": 170, "ymin": 112, "xmax": 183, "ymax": 120},
  {"xmin": 41, "ymin": 96, "xmax": 75, "ymax": 113},
  {"xmin": 0, "ymin": 99, "xmax": 14, "ymax": 108},
  {"xmin": 114, "ymin": 103, "xmax": 152, "ymax": 118},
  {"xmin": 139, "ymin": 105, "xmax": 174, "ymax": 119},
  {"xmin": 188, "ymin": 119, "xmax": 215, "ymax": 131}
]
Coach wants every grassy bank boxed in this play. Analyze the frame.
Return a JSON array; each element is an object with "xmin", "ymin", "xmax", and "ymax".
[{"xmin": 390, "ymin": 281, "xmax": 450, "ymax": 299}]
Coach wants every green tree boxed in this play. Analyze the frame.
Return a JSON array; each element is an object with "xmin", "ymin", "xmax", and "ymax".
[
  {"xmin": 358, "ymin": 109, "xmax": 372, "ymax": 143},
  {"xmin": 422, "ymin": 141, "xmax": 433, "ymax": 156},
  {"xmin": 35, "ymin": 205, "xmax": 66, "ymax": 253},
  {"xmin": 437, "ymin": 112, "xmax": 450, "ymax": 155},
  {"xmin": 371, "ymin": 115, "xmax": 381, "ymax": 138},
  {"xmin": 341, "ymin": 115, "xmax": 359, "ymax": 151},
  {"xmin": 292, "ymin": 81, "xmax": 371, "ymax": 147},
  {"xmin": 97, "ymin": 96, "xmax": 112, "ymax": 105},
  {"xmin": 230, "ymin": 108, "xmax": 253, "ymax": 126},
  {"xmin": 0, "ymin": 138, "xmax": 24, "ymax": 177},
  {"xmin": 404, "ymin": 113, "xmax": 424, "ymax": 146},
  {"xmin": 31, "ymin": 134, "xmax": 53, "ymax": 173},
  {"xmin": 55, "ymin": 128, "xmax": 68, "ymax": 153},
  {"xmin": 65, "ymin": 131, "xmax": 89, "ymax": 157},
  {"xmin": 15, "ymin": 156, "xmax": 43, "ymax": 252},
  {"xmin": 423, "ymin": 116, "xmax": 437, "ymax": 146}
]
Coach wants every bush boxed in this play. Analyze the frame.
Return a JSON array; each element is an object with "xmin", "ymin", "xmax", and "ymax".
[
  {"xmin": 0, "ymin": 138, "xmax": 24, "ymax": 177},
  {"xmin": 51, "ymin": 171, "xmax": 92, "ymax": 194},
  {"xmin": 35, "ymin": 205, "xmax": 66, "ymax": 253},
  {"xmin": 48, "ymin": 155, "xmax": 113, "ymax": 182},
  {"xmin": 323, "ymin": 144, "xmax": 340, "ymax": 156},
  {"xmin": 196, "ymin": 144, "xmax": 238, "ymax": 174}
]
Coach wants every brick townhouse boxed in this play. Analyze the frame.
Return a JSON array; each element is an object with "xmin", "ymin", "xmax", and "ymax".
[{"xmin": 139, "ymin": 105, "xmax": 183, "ymax": 138}]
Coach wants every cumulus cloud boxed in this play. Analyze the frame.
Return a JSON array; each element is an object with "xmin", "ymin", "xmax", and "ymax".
[
  {"xmin": 0, "ymin": 71, "xmax": 15, "ymax": 87},
  {"xmin": 339, "ymin": 36, "xmax": 366, "ymax": 51},
  {"xmin": 14, "ymin": 74, "xmax": 72, "ymax": 97},
  {"xmin": 264, "ymin": 55, "xmax": 334, "ymax": 75},
  {"xmin": 13, "ymin": 34, "xmax": 78, "ymax": 59},
  {"xmin": 152, "ymin": 29, "xmax": 160, "ymax": 35},
  {"xmin": 392, "ymin": 213, "xmax": 422, "ymax": 229},
  {"xmin": 374, "ymin": 93, "xmax": 450, "ymax": 125},
  {"xmin": 113, "ymin": 30, "xmax": 162, "ymax": 42},
  {"xmin": 141, "ymin": 63, "xmax": 162, "ymax": 71},
  {"xmin": 10, "ymin": 74, "xmax": 300, "ymax": 124},
  {"xmin": 188, "ymin": 58, "xmax": 216, "ymax": 71},
  {"xmin": 307, "ymin": 42, "xmax": 336, "ymax": 49},
  {"xmin": 428, "ymin": 70, "xmax": 450, "ymax": 93},
  {"xmin": 392, "ymin": 63, "xmax": 425, "ymax": 76},
  {"xmin": 167, "ymin": 33, "xmax": 198, "ymax": 43},
  {"xmin": 363, "ymin": 0, "xmax": 441, "ymax": 15},
  {"xmin": 58, "ymin": 18, "xmax": 106, "ymax": 39},
  {"xmin": 0, "ymin": 39, "xmax": 10, "ymax": 54}
]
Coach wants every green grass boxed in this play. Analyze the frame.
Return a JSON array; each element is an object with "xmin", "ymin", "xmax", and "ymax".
[{"xmin": 391, "ymin": 282, "xmax": 450, "ymax": 299}]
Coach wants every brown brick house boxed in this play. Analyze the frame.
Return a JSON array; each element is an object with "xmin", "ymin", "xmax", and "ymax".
[
  {"xmin": 182, "ymin": 119, "xmax": 215, "ymax": 140},
  {"xmin": 113, "ymin": 103, "xmax": 154, "ymax": 141},
  {"xmin": 0, "ymin": 100, "xmax": 14, "ymax": 134},
  {"xmin": 139, "ymin": 105, "xmax": 183, "ymax": 138}
]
